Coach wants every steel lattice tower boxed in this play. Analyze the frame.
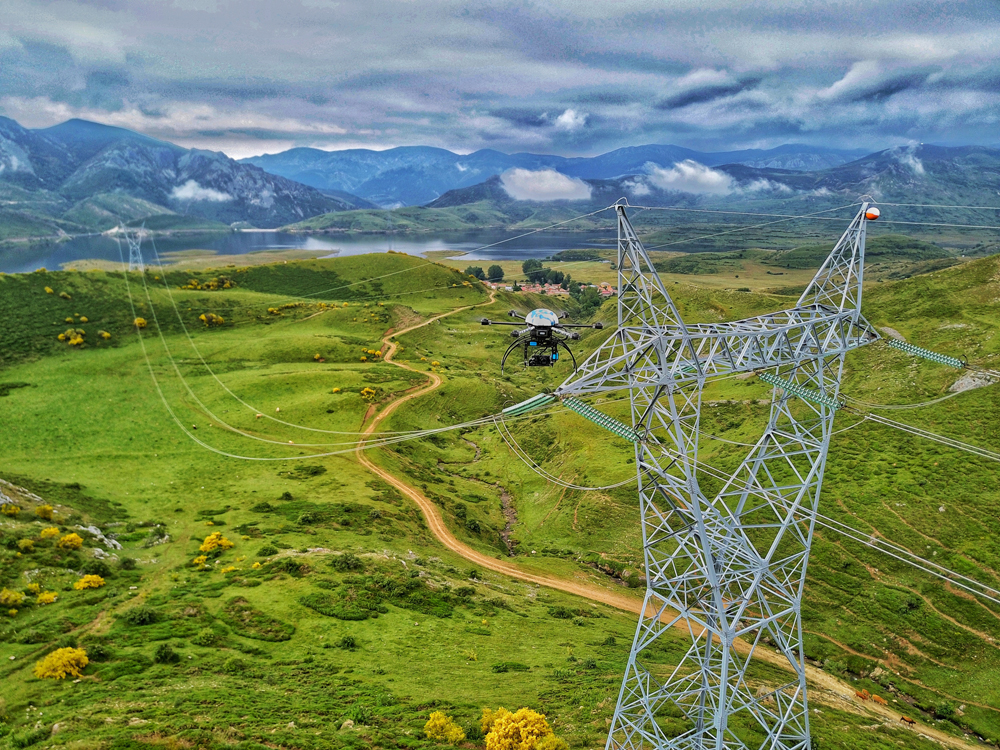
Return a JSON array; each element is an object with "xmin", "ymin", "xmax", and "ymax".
[
  {"xmin": 122, "ymin": 225, "xmax": 145, "ymax": 272},
  {"xmin": 556, "ymin": 203, "xmax": 880, "ymax": 749}
]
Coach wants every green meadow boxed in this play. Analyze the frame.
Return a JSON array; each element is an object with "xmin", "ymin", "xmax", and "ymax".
[{"xmin": 0, "ymin": 246, "xmax": 998, "ymax": 750}]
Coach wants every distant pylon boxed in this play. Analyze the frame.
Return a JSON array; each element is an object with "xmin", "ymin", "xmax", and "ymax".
[{"xmin": 122, "ymin": 224, "xmax": 145, "ymax": 272}]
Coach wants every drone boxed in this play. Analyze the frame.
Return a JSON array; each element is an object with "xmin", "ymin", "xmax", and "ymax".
[{"xmin": 481, "ymin": 308, "xmax": 603, "ymax": 374}]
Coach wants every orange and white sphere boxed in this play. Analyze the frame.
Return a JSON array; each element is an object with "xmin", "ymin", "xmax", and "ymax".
[{"xmin": 865, "ymin": 206, "xmax": 881, "ymax": 221}]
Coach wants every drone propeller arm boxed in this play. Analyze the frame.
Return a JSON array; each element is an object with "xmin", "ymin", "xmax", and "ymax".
[
  {"xmin": 481, "ymin": 319, "xmax": 523, "ymax": 326},
  {"xmin": 500, "ymin": 335, "xmax": 528, "ymax": 375},
  {"xmin": 557, "ymin": 322, "xmax": 605, "ymax": 329}
]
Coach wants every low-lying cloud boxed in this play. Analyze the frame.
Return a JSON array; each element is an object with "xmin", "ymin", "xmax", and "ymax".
[
  {"xmin": 171, "ymin": 180, "xmax": 232, "ymax": 202},
  {"xmin": 645, "ymin": 160, "xmax": 735, "ymax": 195},
  {"xmin": 499, "ymin": 168, "xmax": 592, "ymax": 201}
]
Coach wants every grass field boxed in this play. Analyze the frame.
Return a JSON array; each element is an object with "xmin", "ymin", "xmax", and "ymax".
[{"xmin": 0, "ymin": 244, "xmax": 998, "ymax": 750}]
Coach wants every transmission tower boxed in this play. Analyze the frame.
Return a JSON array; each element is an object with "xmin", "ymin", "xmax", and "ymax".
[
  {"xmin": 556, "ymin": 203, "xmax": 879, "ymax": 749},
  {"xmin": 122, "ymin": 224, "xmax": 145, "ymax": 272}
]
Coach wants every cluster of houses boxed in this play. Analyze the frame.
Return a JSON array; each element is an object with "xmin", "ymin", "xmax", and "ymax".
[{"xmin": 483, "ymin": 280, "xmax": 617, "ymax": 297}]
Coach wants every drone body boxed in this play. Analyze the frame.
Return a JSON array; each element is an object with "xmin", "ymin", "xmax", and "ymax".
[{"xmin": 480, "ymin": 307, "xmax": 603, "ymax": 374}]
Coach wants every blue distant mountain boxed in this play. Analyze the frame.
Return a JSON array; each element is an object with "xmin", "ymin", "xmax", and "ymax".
[
  {"xmin": 243, "ymin": 143, "xmax": 870, "ymax": 207},
  {"xmin": 0, "ymin": 117, "xmax": 376, "ymax": 231}
]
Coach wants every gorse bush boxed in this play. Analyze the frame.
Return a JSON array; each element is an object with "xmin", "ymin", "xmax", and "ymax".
[
  {"xmin": 35, "ymin": 505, "xmax": 54, "ymax": 521},
  {"xmin": 0, "ymin": 588, "xmax": 25, "ymax": 607},
  {"xmin": 33, "ymin": 647, "xmax": 88, "ymax": 679},
  {"xmin": 424, "ymin": 711, "xmax": 466, "ymax": 744},
  {"xmin": 57, "ymin": 533, "xmax": 83, "ymax": 550},
  {"xmin": 331, "ymin": 552, "xmax": 364, "ymax": 572},
  {"xmin": 154, "ymin": 643, "xmax": 181, "ymax": 664},
  {"xmin": 484, "ymin": 708, "xmax": 561, "ymax": 750},
  {"xmin": 199, "ymin": 531, "xmax": 234, "ymax": 555},
  {"xmin": 73, "ymin": 574, "xmax": 105, "ymax": 590}
]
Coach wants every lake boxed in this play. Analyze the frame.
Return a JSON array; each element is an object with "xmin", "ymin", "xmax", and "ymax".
[{"xmin": 0, "ymin": 230, "xmax": 618, "ymax": 274}]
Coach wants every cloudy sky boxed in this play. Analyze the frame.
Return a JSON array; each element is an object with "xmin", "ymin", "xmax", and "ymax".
[{"xmin": 1, "ymin": 0, "xmax": 998, "ymax": 158}]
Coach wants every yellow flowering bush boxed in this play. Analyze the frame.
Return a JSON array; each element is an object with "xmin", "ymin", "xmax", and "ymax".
[
  {"xmin": 99, "ymin": 330, "xmax": 111, "ymax": 339},
  {"xmin": 45, "ymin": 286, "xmax": 54, "ymax": 294},
  {"xmin": 73, "ymin": 575, "xmax": 105, "ymax": 590},
  {"xmin": 0, "ymin": 588, "xmax": 25, "ymax": 607},
  {"xmin": 424, "ymin": 711, "xmax": 465, "ymax": 744},
  {"xmin": 57, "ymin": 533, "xmax": 83, "ymax": 550},
  {"xmin": 33, "ymin": 647, "xmax": 88, "ymax": 679},
  {"xmin": 37, "ymin": 591, "xmax": 58, "ymax": 605},
  {"xmin": 134, "ymin": 317, "xmax": 147, "ymax": 328},
  {"xmin": 36, "ymin": 504, "xmax": 54, "ymax": 520},
  {"xmin": 59, "ymin": 291, "xmax": 71, "ymax": 299},
  {"xmin": 485, "ymin": 708, "xmax": 556, "ymax": 750},
  {"xmin": 199, "ymin": 531, "xmax": 234, "ymax": 554},
  {"xmin": 220, "ymin": 566, "xmax": 237, "ymax": 574},
  {"xmin": 27, "ymin": 583, "xmax": 41, "ymax": 594},
  {"xmin": 198, "ymin": 312, "xmax": 225, "ymax": 326},
  {"xmin": 17, "ymin": 539, "xmax": 34, "ymax": 552},
  {"xmin": 360, "ymin": 387, "xmax": 377, "ymax": 402},
  {"xmin": 331, "ymin": 387, "xmax": 341, "ymax": 393},
  {"xmin": 80, "ymin": 316, "xmax": 89, "ymax": 323},
  {"xmin": 0, "ymin": 504, "xmax": 20, "ymax": 516},
  {"xmin": 192, "ymin": 555, "xmax": 208, "ymax": 565},
  {"xmin": 251, "ymin": 562, "xmax": 261, "ymax": 569},
  {"xmin": 6, "ymin": 609, "xmax": 16, "ymax": 617},
  {"xmin": 39, "ymin": 527, "xmax": 60, "ymax": 539}
]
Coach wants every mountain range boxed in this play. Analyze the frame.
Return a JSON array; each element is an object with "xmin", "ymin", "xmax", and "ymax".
[
  {"xmin": 2, "ymin": 115, "xmax": 999, "ymax": 242},
  {"xmin": 243, "ymin": 143, "xmax": 869, "ymax": 207},
  {"xmin": 0, "ymin": 118, "xmax": 376, "ymax": 235}
]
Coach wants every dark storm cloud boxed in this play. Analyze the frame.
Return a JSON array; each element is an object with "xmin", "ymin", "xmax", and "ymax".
[
  {"xmin": 0, "ymin": 0, "xmax": 997, "ymax": 157},
  {"xmin": 656, "ymin": 78, "xmax": 763, "ymax": 110}
]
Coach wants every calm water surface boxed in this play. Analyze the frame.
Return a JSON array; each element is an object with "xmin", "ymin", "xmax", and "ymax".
[{"xmin": 0, "ymin": 230, "xmax": 617, "ymax": 274}]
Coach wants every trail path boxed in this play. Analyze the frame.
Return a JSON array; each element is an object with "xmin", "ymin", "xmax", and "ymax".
[{"xmin": 354, "ymin": 293, "xmax": 977, "ymax": 750}]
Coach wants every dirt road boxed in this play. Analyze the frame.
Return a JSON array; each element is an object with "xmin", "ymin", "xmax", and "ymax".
[{"xmin": 355, "ymin": 294, "xmax": 976, "ymax": 750}]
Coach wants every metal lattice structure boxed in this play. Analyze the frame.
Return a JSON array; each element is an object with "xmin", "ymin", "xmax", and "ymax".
[
  {"xmin": 556, "ymin": 203, "xmax": 880, "ymax": 749},
  {"xmin": 122, "ymin": 225, "xmax": 145, "ymax": 272}
]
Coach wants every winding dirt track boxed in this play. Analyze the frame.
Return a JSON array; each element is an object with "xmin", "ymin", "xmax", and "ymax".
[{"xmin": 355, "ymin": 293, "xmax": 975, "ymax": 750}]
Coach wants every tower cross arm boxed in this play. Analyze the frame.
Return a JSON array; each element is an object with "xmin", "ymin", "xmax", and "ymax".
[{"xmin": 557, "ymin": 304, "xmax": 878, "ymax": 397}]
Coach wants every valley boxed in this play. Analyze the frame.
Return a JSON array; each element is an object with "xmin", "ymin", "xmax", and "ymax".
[{"xmin": 0, "ymin": 242, "xmax": 999, "ymax": 749}]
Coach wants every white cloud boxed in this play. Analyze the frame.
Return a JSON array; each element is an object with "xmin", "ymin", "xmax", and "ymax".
[
  {"xmin": 500, "ymin": 168, "xmax": 592, "ymax": 201},
  {"xmin": 554, "ymin": 108, "xmax": 587, "ymax": 132},
  {"xmin": 171, "ymin": 180, "xmax": 232, "ymax": 202},
  {"xmin": 894, "ymin": 145, "xmax": 926, "ymax": 175},
  {"xmin": 622, "ymin": 178, "xmax": 651, "ymax": 197},
  {"xmin": 645, "ymin": 160, "xmax": 735, "ymax": 195}
]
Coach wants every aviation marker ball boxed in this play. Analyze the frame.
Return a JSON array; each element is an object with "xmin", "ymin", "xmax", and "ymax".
[{"xmin": 865, "ymin": 206, "xmax": 881, "ymax": 221}]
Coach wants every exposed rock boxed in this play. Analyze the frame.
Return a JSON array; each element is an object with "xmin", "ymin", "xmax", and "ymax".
[
  {"xmin": 880, "ymin": 327, "xmax": 905, "ymax": 341},
  {"xmin": 949, "ymin": 371, "xmax": 999, "ymax": 393},
  {"xmin": 77, "ymin": 524, "xmax": 123, "ymax": 550},
  {"xmin": 340, "ymin": 720, "xmax": 355, "ymax": 731}
]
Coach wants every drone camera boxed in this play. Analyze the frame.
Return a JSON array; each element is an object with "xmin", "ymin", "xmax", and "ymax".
[
  {"xmin": 593, "ymin": 322, "xmax": 604, "ymax": 329},
  {"xmin": 480, "ymin": 318, "xmax": 490, "ymax": 325}
]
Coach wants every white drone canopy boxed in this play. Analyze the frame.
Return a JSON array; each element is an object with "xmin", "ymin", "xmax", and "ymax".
[{"xmin": 524, "ymin": 308, "xmax": 559, "ymax": 327}]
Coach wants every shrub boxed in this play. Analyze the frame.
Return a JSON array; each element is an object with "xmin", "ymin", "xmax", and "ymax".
[
  {"xmin": 485, "ymin": 708, "xmax": 554, "ymax": 750},
  {"xmin": 199, "ymin": 531, "xmax": 234, "ymax": 555},
  {"xmin": 257, "ymin": 544, "xmax": 278, "ymax": 557},
  {"xmin": 154, "ymin": 643, "xmax": 181, "ymax": 664},
  {"xmin": 39, "ymin": 527, "xmax": 60, "ymax": 539},
  {"xmin": 81, "ymin": 559, "xmax": 111, "ymax": 577},
  {"xmin": 0, "ymin": 504, "xmax": 19, "ymax": 516},
  {"xmin": 33, "ymin": 647, "xmax": 89, "ymax": 679},
  {"xmin": 134, "ymin": 317, "xmax": 147, "ymax": 328},
  {"xmin": 59, "ymin": 291, "xmax": 71, "ymax": 299},
  {"xmin": 199, "ymin": 312, "xmax": 225, "ymax": 326},
  {"xmin": 331, "ymin": 552, "xmax": 364, "ymax": 572},
  {"xmin": 0, "ymin": 588, "xmax": 25, "ymax": 607},
  {"xmin": 17, "ymin": 539, "xmax": 34, "ymax": 552},
  {"xmin": 536, "ymin": 736, "xmax": 569, "ymax": 750},
  {"xmin": 37, "ymin": 592, "xmax": 58, "ymax": 605},
  {"xmin": 35, "ymin": 505, "xmax": 54, "ymax": 521},
  {"xmin": 337, "ymin": 635, "xmax": 357, "ymax": 650},
  {"xmin": 119, "ymin": 557, "xmax": 137, "ymax": 570},
  {"xmin": 57, "ymin": 533, "xmax": 83, "ymax": 550},
  {"xmin": 425, "ymin": 711, "xmax": 466, "ymax": 744},
  {"xmin": 73, "ymin": 575, "xmax": 105, "ymax": 590},
  {"xmin": 121, "ymin": 605, "xmax": 159, "ymax": 625}
]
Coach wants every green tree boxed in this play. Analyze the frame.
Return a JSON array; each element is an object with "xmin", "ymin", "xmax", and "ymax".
[
  {"xmin": 522, "ymin": 259, "xmax": 546, "ymax": 282},
  {"xmin": 465, "ymin": 266, "xmax": 486, "ymax": 280},
  {"xmin": 487, "ymin": 265, "xmax": 505, "ymax": 281}
]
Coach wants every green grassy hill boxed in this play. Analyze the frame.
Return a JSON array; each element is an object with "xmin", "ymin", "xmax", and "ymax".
[{"xmin": 0, "ymin": 250, "xmax": 998, "ymax": 749}]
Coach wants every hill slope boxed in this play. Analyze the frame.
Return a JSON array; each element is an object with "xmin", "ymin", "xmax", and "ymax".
[
  {"xmin": 0, "ymin": 249, "xmax": 998, "ymax": 749},
  {"xmin": 0, "ymin": 117, "xmax": 374, "ymax": 234}
]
